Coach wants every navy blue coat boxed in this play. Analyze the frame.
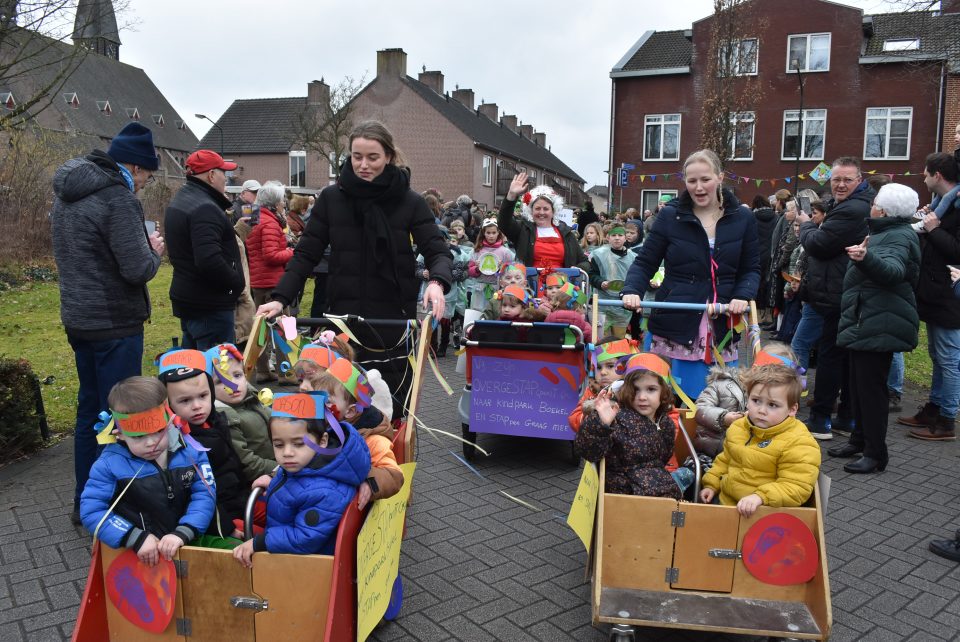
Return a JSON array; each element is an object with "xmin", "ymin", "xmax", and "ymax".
[
  {"xmin": 622, "ymin": 189, "xmax": 759, "ymax": 345},
  {"xmin": 253, "ymin": 422, "xmax": 371, "ymax": 556}
]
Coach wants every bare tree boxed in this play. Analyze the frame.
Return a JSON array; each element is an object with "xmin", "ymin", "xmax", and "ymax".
[
  {"xmin": 0, "ymin": 0, "xmax": 133, "ymax": 132},
  {"xmin": 291, "ymin": 75, "xmax": 366, "ymax": 180},
  {"xmin": 699, "ymin": 0, "xmax": 767, "ymax": 161}
]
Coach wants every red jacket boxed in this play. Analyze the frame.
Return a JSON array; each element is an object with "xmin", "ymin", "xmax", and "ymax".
[{"xmin": 246, "ymin": 207, "xmax": 293, "ymax": 289}]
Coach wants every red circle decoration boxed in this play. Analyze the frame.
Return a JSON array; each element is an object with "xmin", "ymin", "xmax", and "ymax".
[
  {"xmin": 105, "ymin": 549, "xmax": 177, "ymax": 633},
  {"xmin": 741, "ymin": 513, "xmax": 819, "ymax": 586}
]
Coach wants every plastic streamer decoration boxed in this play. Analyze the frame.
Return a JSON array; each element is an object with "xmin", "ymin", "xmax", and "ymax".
[{"xmin": 269, "ymin": 391, "xmax": 346, "ymax": 456}]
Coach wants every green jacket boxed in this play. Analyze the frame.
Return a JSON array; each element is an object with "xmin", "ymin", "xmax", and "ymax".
[
  {"xmin": 216, "ymin": 389, "xmax": 275, "ymax": 480},
  {"xmin": 837, "ymin": 216, "xmax": 920, "ymax": 353}
]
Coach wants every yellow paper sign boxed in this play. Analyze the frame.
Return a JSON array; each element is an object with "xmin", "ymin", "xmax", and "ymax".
[
  {"xmin": 566, "ymin": 461, "xmax": 600, "ymax": 552},
  {"xmin": 356, "ymin": 462, "xmax": 415, "ymax": 642}
]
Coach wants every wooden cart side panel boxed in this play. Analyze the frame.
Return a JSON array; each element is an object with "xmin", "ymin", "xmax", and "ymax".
[
  {"xmin": 601, "ymin": 494, "xmax": 678, "ymax": 592},
  {"xmin": 804, "ymin": 484, "xmax": 833, "ymax": 640},
  {"xmin": 72, "ymin": 543, "xmax": 109, "ymax": 642},
  {"xmin": 324, "ymin": 500, "xmax": 367, "ymax": 642},
  {"xmin": 729, "ymin": 506, "xmax": 819, "ymax": 603},
  {"xmin": 99, "ymin": 544, "xmax": 186, "ymax": 642},
  {"xmin": 670, "ymin": 502, "xmax": 740, "ymax": 592},
  {"xmin": 252, "ymin": 553, "xmax": 333, "ymax": 642},
  {"xmin": 178, "ymin": 547, "xmax": 255, "ymax": 642}
]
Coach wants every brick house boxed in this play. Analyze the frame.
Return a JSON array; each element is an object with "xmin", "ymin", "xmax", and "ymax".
[
  {"xmin": 609, "ymin": 0, "xmax": 960, "ymax": 212},
  {"xmin": 199, "ymin": 48, "xmax": 585, "ymax": 208}
]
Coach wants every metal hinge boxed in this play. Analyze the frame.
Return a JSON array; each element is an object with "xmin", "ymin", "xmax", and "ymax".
[
  {"xmin": 665, "ymin": 567, "xmax": 680, "ymax": 583},
  {"xmin": 231, "ymin": 596, "xmax": 270, "ymax": 612},
  {"xmin": 173, "ymin": 560, "xmax": 188, "ymax": 577},
  {"xmin": 176, "ymin": 618, "xmax": 191, "ymax": 636},
  {"xmin": 671, "ymin": 510, "xmax": 686, "ymax": 527},
  {"xmin": 708, "ymin": 548, "xmax": 743, "ymax": 559}
]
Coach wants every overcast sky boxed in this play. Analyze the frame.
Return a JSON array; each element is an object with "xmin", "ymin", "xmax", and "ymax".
[{"xmin": 114, "ymin": 0, "xmax": 901, "ymax": 188}]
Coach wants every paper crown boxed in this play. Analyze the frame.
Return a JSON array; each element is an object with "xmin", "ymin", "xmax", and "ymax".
[
  {"xmin": 557, "ymin": 281, "xmax": 587, "ymax": 307},
  {"xmin": 754, "ymin": 350, "xmax": 798, "ymax": 370},
  {"xmin": 298, "ymin": 344, "xmax": 342, "ymax": 369},
  {"xmin": 94, "ymin": 403, "xmax": 172, "ymax": 444},
  {"xmin": 270, "ymin": 391, "xmax": 329, "ymax": 420},
  {"xmin": 495, "ymin": 284, "xmax": 530, "ymax": 305},
  {"xmin": 499, "ymin": 261, "xmax": 526, "ymax": 277},
  {"xmin": 544, "ymin": 272, "xmax": 568, "ymax": 288},
  {"xmin": 594, "ymin": 339, "xmax": 641, "ymax": 365},
  {"xmin": 326, "ymin": 358, "xmax": 373, "ymax": 410},
  {"xmin": 204, "ymin": 344, "xmax": 244, "ymax": 392},
  {"xmin": 158, "ymin": 349, "xmax": 209, "ymax": 377},
  {"xmin": 480, "ymin": 217, "xmax": 498, "ymax": 228},
  {"xmin": 622, "ymin": 353, "xmax": 671, "ymax": 380}
]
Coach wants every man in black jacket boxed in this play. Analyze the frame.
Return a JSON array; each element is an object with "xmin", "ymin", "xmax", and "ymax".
[
  {"xmin": 165, "ymin": 150, "xmax": 245, "ymax": 350},
  {"xmin": 796, "ymin": 157, "xmax": 874, "ymax": 440}
]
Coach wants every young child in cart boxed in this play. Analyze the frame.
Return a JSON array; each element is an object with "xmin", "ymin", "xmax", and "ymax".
[
  {"xmin": 574, "ymin": 353, "xmax": 681, "ymax": 499},
  {"xmin": 495, "ymin": 284, "xmax": 546, "ymax": 322},
  {"xmin": 80, "ymin": 377, "xmax": 215, "ymax": 566},
  {"xmin": 233, "ymin": 391, "xmax": 370, "ymax": 566},
  {"xmin": 568, "ymin": 338, "xmax": 641, "ymax": 433},
  {"xmin": 699, "ymin": 356, "xmax": 821, "ymax": 516},
  {"xmin": 480, "ymin": 261, "xmax": 527, "ymax": 320},
  {"xmin": 543, "ymin": 280, "xmax": 592, "ymax": 344}
]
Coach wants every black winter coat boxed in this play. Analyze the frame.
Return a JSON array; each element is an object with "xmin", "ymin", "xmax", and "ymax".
[
  {"xmin": 754, "ymin": 207, "xmax": 777, "ymax": 305},
  {"xmin": 272, "ymin": 167, "xmax": 452, "ymax": 320},
  {"xmin": 496, "ymin": 198, "xmax": 589, "ymax": 272},
  {"xmin": 187, "ymin": 409, "xmax": 249, "ymax": 537},
  {"xmin": 622, "ymin": 188, "xmax": 760, "ymax": 346},
  {"xmin": 798, "ymin": 182, "xmax": 874, "ymax": 312},
  {"xmin": 165, "ymin": 177, "xmax": 245, "ymax": 317},
  {"xmin": 916, "ymin": 199, "xmax": 960, "ymax": 327}
]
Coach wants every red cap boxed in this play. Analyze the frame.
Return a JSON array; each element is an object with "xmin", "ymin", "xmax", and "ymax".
[{"xmin": 185, "ymin": 149, "xmax": 237, "ymax": 175}]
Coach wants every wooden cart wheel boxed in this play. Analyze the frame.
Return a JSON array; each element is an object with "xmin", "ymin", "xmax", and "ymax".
[{"xmin": 461, "ymin": 423, "xmax": 478, "ymax": 461}]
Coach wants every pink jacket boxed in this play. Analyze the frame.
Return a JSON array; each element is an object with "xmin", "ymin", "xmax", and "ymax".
[{"xmin": 545, "ymin": 309, "xmax": 592, "ymax": 344}]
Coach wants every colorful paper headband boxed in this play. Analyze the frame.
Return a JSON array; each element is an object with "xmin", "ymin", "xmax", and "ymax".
[
  {"xmin": 270, "ymin": 391, "xmax": 345, "ymax": 456},
  {"xmin": 326, "ymin": 358, "xmax": 373, "ymax": 410},
  {"xmin": 608, "ymin": 225, "xmax": 626, "ymax": 235},
  {"xmin": 481, "ymin": 217, "xmax": 498, "ymax": 229},
  {"xmin": 592, "ymin": 339, "xmax": 641, "ymax": 372},
  {"xmin": 94, "ymin": 403, "xmax": 172, "ymax": 444},
  {"xmin": 158, "ymin": 349, "xmax": 208, "ymax": 377},
  {"xmin": 495, "ymin": 284, "xmax": 530, "ymax": 305},
  {"xmin": 499, "ymin": 262, "xmax": 526, "ymax": 277},
  {"xmin": 622, "ymin": 353, "xmax": 672, "ymax": 380},
  {"xmin": 557, "ymin": 281, "xmax": 587, "ymax": 308},
  {"xmin": 204, "ymin": 344, "xmax": 244, "ymax": 393},
  {"xmin": 298, "ymin": 344, "xmax": 342, "ymax": 370},
  {"xmin": 754, "ymin": 350, "xmax": 807, "ymax": 389},
  {"xmin": 544, "ymin": 272, "xmax": 568, "ymax": 288}
]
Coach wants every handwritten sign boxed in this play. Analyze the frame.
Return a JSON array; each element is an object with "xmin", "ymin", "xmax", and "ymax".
[
  {"xmin": 105, "ymin": 550, "xmax": 177, "ymax": 633},
  {"xmin": 557, "ymin": 208, "xmax": 575, "ymax": 227},
  {"xmin": 567, "ymin": 462, "xmax": 600, "ymax": 552},
  {"xmin": 357, "ymin": 462, "xmax": 415, "ymax": 642},
  {"xmin": 470, "ymin": 356, "xmax": 580, "ymax": 440}
]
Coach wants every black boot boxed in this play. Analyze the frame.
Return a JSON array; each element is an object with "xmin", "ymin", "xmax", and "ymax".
[
  {"xmin": 436, "ymin": 319, "xmax": 450, "ymax": 357},
  {"xmin": 827, "ymin": 442, "xmax": 861, "ymax": 458}
]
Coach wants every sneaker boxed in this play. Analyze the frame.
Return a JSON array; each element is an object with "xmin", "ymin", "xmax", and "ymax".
[
  {"xmin": 898, "ymin": 402, "xmax": 940, "ymax": 428},
  {"xmin": 908, "ymin": 416, "xmax": 956, "ymax": 441},
  {"xmin": 888, "ymin": 391, "xmax": 902, "ymax": 413},
  {"xmin": 806, "ymin": 414, "xmax": 833, "ymax": 441}
]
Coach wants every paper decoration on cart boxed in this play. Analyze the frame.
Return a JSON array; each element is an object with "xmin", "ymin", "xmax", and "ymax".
[
  {"xmin": 741, "ymin": 513, "xmax": 819, "ymax": 586},
  {"xmin": 808, "ymin": 162, "xmax": 832, "ymax": 186},
  {"xmin": 567, "ymin": 462, "xmax": 600, "ymax": 553},
  {"xmin": 357, "ymin": 462, "xmax": 416, "ymax": 642},
  {"xmin": 105, "ymin": 549, "xmax": 177, "ymax": 633}
]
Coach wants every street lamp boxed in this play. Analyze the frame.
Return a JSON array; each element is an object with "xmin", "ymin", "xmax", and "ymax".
[{"xmin": 195, "ymin": 113, "xmax": 223, "ymax": 156}]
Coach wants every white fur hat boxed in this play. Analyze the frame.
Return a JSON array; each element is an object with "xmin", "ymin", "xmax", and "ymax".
[{"xmin": 520, "ymin": 185, "xmax": 565, "ymax": 226}]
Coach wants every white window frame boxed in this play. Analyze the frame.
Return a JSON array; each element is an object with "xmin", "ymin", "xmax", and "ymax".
[
  {"xmin": 482, "ymin": 155, "xmax": 492, "ymax": 186},
  {"xmin": 641, "ymin": 190, "xmax": 679, "ymax": 214},
  {"xmin": 781, "ymin": 109, "xmax": 826, "ymax": 161},
  {"xmin": 786, "ymin": 33, "xmax": 831, "ymax": 72},
  {"xmin": 643, "ymin": 113, "xmax": 681, "ymax": 161},
  {"xmin": 719, "ymin": 38, "xmax": 758, "ymax": 76},
  {"xmin": 328, "ymin": 151, "xmax": 346, "ymax": 178},
  {"xmin": 529, "ymin": 169, "xmax": 537, "ymax": 183},
  {"xmin": 728, "ymin": 111, "xmax": 756, "ymax": 161},
  {"xmin": 863, "ymin": 107, "xmax": 912, "ymax": 160},
  {"xmin": 883, "ymin": 39, "xmax": 920, "ymax": 52},
  {"xmin": 289, "ymin": 150, "xmax": 307, "ymax": 187}
]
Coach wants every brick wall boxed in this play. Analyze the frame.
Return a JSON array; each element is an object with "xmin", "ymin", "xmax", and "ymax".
[
  {"xmin": 227, "ymin": 151, "xmax": 332, "ymax": 192},
  {"xmin": 942, "ymin": 74, "xmax": 960, "ymax": 153}
]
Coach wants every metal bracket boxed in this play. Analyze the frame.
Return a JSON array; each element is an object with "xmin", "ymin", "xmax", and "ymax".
[
  {"xmin": 231, "ymin": 596, "xmax": 269, "ymax": 612},
  {"xmin": 176, "ymin": 618, "xmax": 192, "ymax": 636},
  {"xmin": 664, "ymin": 567, "xmax": 679, "ymax": 583},
  {"xmin": 670, "ymin": 510, "xmax": 686, "ymax": 527},
  {"xmin": 173, "ymin": 559, "xmax": 188, "ymax": 577},
  {"xmin": 708, "ymin": 548, "xmax": 743, "ymax": 559}
]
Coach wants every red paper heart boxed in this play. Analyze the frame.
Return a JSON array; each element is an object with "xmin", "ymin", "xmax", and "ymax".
[
  {"xmin": 741, "ymin": 513, "xmax": 819, "ymax": 586},
  {"xmin": 105, "ymin": 549, "xmax": 177, "ymax": 633}
]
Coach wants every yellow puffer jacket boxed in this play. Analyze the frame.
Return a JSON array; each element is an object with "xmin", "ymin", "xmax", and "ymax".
[{"xmin": 701, "ymin": 415, "xmax": 821, "ymax": 507}]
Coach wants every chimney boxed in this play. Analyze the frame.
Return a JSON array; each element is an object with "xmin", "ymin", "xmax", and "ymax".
[
  {"xmin": 533, "ymin": 131, "xmax": 546, "ymax": 147},
  {"xmin": 418, "ymin": 69, "xmax": 444, "ymax": 94},
  {"xmin": 452, "ymin": 88, "xmax": 475, "ymax": 110},
  {"xmin": 376, "ymin": 48, "xmax": 407, "ymax": 78},
  {"xmin": 478, "ymin": 102, "xmax": 498, "ymax": 121},
  {"xmin": 519, "ymin": 124, "xmax": 534, "ymax": 139},
  {"xmin": 307, "ymin": 79, "xmax": 330, "ymax": 106},
  {"xmin": 500, "ymin": 114, "xmax": 518, "ymax": 133}
]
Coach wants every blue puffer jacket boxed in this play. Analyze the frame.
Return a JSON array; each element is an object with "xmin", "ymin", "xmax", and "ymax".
[
  {"xmin": 253, "ymin": 422, "xmax": 371, "ymax": 555},
  {"xmin": 622, "ymin": 188, "xmax": 760, "ymax": 345},
  {"xmin": 80, "ymin": 437, "xmax": 216, "ymax": 551}
]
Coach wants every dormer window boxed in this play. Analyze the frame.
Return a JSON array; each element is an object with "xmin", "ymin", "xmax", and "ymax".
[
  {"xmin": 883, "ymin": 38, "xmax": 920, "ymax": 52},
  {"xmin": 175, "ymin": 120, "xmax": 187, "ymax": 130},
  {"xmin": 0, "ymin": 92, "xmax": 14, "ymax": 110},
  {"xmin": 152, "ymin": 114, "xmax": 164, "ymax": 127},
  {"xmin": 97, "ymin": 100, "xmax": 112, "ymax": 115},
  {"xmin": 63, "ymin": 92, "xmax": 79, "ymax": 108},
  {"xmin": 125, "ymin": 107, "xmax": 140, "ymax": 120}
]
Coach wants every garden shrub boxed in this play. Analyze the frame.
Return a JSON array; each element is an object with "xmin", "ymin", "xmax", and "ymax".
[{"xmin": 0, "ymin": 357, "xmax": 45, "ymax": 463}]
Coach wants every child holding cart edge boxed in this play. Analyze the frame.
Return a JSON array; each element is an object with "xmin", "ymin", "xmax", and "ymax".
[
  {"xmin": 233, "ymin": 391, "xmax": 371, "ymax": 566},
  {"xmin": 574, "ymin": 353, "xmax": 682, "ymax": 499},
  {"xmin": 699, "ymin": 359, "xmax": 821, "ymax": 516},
  {"xmin": 568, "ymin": 338, "xmax": 641, "ymax": 433},
  {"xmin": 80, "ymin": 377, "xmax": 215, "ymax": 566}
]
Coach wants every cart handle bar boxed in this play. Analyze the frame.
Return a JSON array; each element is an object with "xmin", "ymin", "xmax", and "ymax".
[
  {"xmin": 596, "ymin": 300, "xmax": 735, "ymax": 315},
  {"xmin": 464, "ymin": 321, "xmax": 585, "ymax": 347},
  {"xmin": 244, "ymin": 486, "xmax": 265, "ymax": 540},
  {"xmin": 295, "ymin": 315, "xmax": 416, "ymax": 328}
]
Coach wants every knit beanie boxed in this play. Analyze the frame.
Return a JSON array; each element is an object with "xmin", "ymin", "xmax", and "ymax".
[{"xmin": 108, "ymin": 123, "xmax": 160, "ymax": 171}]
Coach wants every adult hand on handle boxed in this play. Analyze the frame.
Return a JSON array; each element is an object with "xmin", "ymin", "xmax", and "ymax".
[
  {"xmin": 422, "ymin": 281, "xmax": 445, "ymax": 320},
  {"xmin": 728, "ymin": 299, "xmax": 748, "ymax": 315},
  {"xmin": 621, "ymin": 294, "xmax": 642, "ymax": 311},
  {"xmin": 256, "ymin": 300, "xmax": 284, "ymax": 319},
  {"xmin": 507, "ymin": 171, "xmax": 528, "ymax": 201}
]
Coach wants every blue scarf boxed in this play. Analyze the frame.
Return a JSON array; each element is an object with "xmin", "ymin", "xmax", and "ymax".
[
  {"xmin": 116, "ymin": 164, "xmax": 135, "ymax": 192},
  {"xmin": 931, "ymin": 183, "xmax": 960, "ymax": 219}
]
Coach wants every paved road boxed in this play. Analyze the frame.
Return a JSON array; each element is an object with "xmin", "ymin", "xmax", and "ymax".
[{"xmin": 1, "ymin": 355, "xmax": 959, "ymax": 641}]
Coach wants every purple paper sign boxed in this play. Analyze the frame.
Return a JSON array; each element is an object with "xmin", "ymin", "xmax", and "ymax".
[{"xmin": 470, "ymin": 355, "xmax": 580, "ymax": 440}]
